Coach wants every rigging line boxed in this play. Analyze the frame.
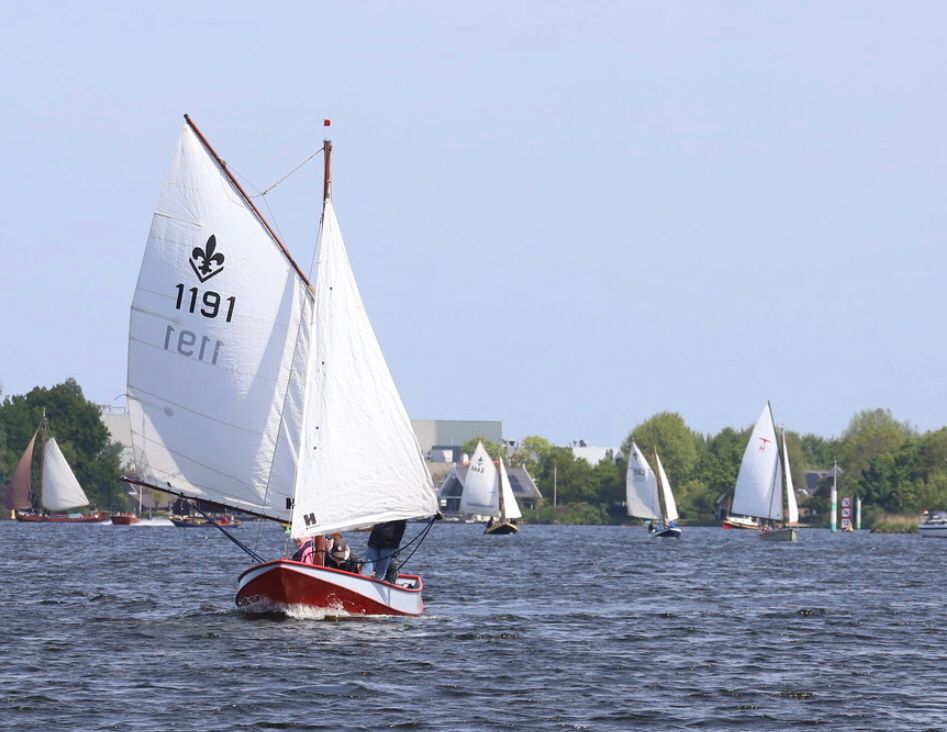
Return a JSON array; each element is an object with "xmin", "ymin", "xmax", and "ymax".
[
  {"xmin": 389, "ymin": 516, "xmax": 439, "ymax": 573},
  {"xmin": 228, "ymin": 165, "xmax": 288, "ymax": 244},
  {"xmin": 188, "ymin": 500, "xmax": 265, "ymax": 563},
  {"xmin": 258, "ymin": 147, "xmax": 325, "ymax": 197}
]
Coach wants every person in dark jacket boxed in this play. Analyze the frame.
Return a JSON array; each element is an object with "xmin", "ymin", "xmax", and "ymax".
[
  {"xmin": 324, "ymin": 538, "xmax": 361, "ymax": 574},
  {"xmin": 365, "ymin": 519, "xmax": 406, "ymax": 581}
]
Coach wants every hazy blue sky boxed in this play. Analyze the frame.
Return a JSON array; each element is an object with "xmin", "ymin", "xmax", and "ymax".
[{"xmin": 2, "ymin": 1, "xmax": 945, "ymax": 445}]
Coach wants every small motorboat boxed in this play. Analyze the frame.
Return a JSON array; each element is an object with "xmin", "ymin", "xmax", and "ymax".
[
  {"xmin": 918, "ymin": 511, "xmax": 947, "ymax": 538},
  {"xmin": 111, "ymin": 513, "xmax": 141, "ymax": 525}
]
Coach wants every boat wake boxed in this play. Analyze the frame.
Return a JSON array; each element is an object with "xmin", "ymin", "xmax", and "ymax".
[{"xmin": 238, "ymin": 597, "xmax": 366, "ymax": 621}]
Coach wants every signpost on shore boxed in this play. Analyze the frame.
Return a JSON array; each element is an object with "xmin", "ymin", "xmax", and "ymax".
[{"xmin": 831, "ymin": 460, "xmax": 838, "ymax": 533}]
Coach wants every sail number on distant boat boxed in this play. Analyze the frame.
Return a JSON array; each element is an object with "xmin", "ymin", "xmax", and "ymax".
[{"xmin": 163, "ymin": 235, "xmax": 239, "ymax": 366}]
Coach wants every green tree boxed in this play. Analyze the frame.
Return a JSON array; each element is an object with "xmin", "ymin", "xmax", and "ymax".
[
  {"xmin": 839, "ymin": 408, "xmax": 914, "ymax": 493},
  {"xmin": 461, "ymin": 437, "xmax": 504, "ymax": 461},
  {"xmin": 622, "ymin": 412, "xmax": 700, "ymax": 484}
]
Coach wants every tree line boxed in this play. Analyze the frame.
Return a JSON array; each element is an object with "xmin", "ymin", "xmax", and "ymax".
[
  {"xmin": 464, "ymin": 409, "xmax": 947, "ymax": 525},
  {"xmin": 2, "ymin": 379, "xmax": 944, "ymax": 525}
]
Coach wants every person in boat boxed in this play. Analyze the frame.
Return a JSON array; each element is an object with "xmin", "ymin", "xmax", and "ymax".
[
  {"xmin": 325, "ymin": 538, "xmax": 361, "ymax": 574},
  {"xmin": 648, "ymin": 520, "xmax": 656, "ymax": 533},
  {"xmin": 292, "ymin": 536, "xmax": 317, "ymax": 564},
  {"xmin": 365, "ymin": 519, "xmax": 407, "ymax": 581}
]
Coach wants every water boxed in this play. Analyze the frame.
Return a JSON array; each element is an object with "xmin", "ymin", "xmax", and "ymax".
[{"xmin": 1, "ymin": 522, "xmax": 945, "ymax": 730}]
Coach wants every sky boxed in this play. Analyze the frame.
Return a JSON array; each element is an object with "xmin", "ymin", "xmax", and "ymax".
[{"xmin": 1, "ymin": 1, "xmax": 945, "ymax": 446}]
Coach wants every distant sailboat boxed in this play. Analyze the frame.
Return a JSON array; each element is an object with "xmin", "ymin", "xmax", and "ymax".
[
  {"xmin": 626, "ymin": 441, "xmax": 681, "ymax": 538},
  {"xmin": 6, "ymin": 413, "xmax": 109, "ymax": 523},
  {"xmin": 459, "ymin": 442, "xmax": 522, "ymax": 535},
  {"xmin": 125, "ymin": 116, "xmax": 439, "ymax": 616},
  {"xmin": 728, "ymin": 403, "xmax": 799, "ymax": 542}
]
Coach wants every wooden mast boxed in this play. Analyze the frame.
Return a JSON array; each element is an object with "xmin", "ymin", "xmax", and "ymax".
[{"xmin": 308, "ymin": 129, "xmax": 333, "ymax": 567}]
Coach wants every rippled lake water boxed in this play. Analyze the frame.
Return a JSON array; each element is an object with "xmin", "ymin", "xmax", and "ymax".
[{"xmin": 1, "ymin": 521, "xmax": 945, "ymax": 730}]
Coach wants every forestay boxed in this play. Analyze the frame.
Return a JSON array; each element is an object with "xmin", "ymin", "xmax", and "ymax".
[
  {"xmin": 42, "ymin": 438, "xmax": 90, "ymax": 511},
  {"xmin": 127, "ymin": 123, "xmax": 311, "ymax": 521},
  {"xmin": 731, "ymin": 403, "xmax": 782, "ymax": 521},
  {"xmin": 459, "ymin": 441, "xmax": 498, "ymax": 516},
  {"xmin": 289, "ymin": 200, "xmax": 438, "ymax": 538},
  {"xmin": 498, "ymin": 457, "xmax": 523, "ymax": 520},
  {"xmin": 626, "ymin": 441, "xmax": 662, "ymax": 520},
  {"xmin": 655, "ymin": 452, "xmax": 679, "ymax": 523}
]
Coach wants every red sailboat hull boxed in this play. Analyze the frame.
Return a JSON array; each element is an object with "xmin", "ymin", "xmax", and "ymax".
[{"xmin": 235, "ymin": 559, "xmax": 424, "ymax": 617}]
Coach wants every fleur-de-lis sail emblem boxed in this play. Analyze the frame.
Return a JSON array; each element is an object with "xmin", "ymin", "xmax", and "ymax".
[{"xmin": 189, "ymin": 235, "xmax": 225, "ymax": 282}]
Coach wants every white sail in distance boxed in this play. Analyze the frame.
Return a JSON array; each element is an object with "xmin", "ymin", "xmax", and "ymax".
[
  {"xmin": 782, "ymin": 431, "xmax": 799, "ymax": 524},
  {"xmin": 42, "ymin": 438, "xmax": 90, "ymax": 512},
  {"xmin": 289, "ymin": 200, "xmax": 438, "ymax": 538},
  {"xmin": 625, "ymin": 441, "xmax": 662, "ymax": 520},
  {"xmin": 498, "ymin": 457, "xmax": 523, "ymax": 521},
  {"xmin": 732, "ymin": 403, "xmax": 782, "ymax": 521},
  {"xmin": 655, "ymin": 451, "xmax": 679, "ymax": 523},
  {"xmin": 127, "ymin": 122, "xmax": 312, "ymax": 520},
  {"xmin": 459, "ymin": 442, "xmax": 499, "ymax": 516}
]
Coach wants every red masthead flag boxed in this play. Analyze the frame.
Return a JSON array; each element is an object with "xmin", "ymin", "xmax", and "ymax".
[{"xmin": 324, "ymin": 119, "xmax": 331, "ymax": 127}]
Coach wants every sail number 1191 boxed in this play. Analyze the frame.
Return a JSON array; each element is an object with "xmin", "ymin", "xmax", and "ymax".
[{"xmin": 175, "ymin": 284, "xmax": 236, "ymax": 322}]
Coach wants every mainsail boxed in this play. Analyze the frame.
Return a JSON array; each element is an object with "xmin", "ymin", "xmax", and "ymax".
[
  {"xmin": 731, "ymin": 403, "xmax": 782, "ymax": 521},
  {"xmin": 288, "ymin": 200, "xmax": 438, "ymax": 537},
  {"xmin": 625, "ymin": 441, "xmax": 662, "ymax": 520},
  {"xmin": 127, "ymin": 122, "xmax": 312, "ymax": 520},
  {"xmin": 4, "ymin": 431, "xmax": 36, "ymax": 510},
  {"xmin": 42, "ymin": 438, "xmax": 90, "ymax": 512},
  {"xmin": 458, "ymin": 441, "xmax": 499, "ymax": 516},
  {"xmin": 655, "ymin": 451, "xmax": 679, "ymax": 523},
  {"xmin": 498, "ymin": 457, "xmax": 523, "ymax": 521}
]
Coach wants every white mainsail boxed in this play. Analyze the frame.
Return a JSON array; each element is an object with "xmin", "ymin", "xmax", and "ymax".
[
  {"xmin": 625, "ymin": 441, "xmax": 662, "ymax": 520},
  {"xmin": 288, "ymin": 200, "xmax": 438, "ymax": 537},
  {"xmin": 42, "ymin": 438, "xmax": 90, "ymax": 512},
  {"xmin": 732, "ymin": 403, "xmax": 782, "ymax": 521},
  {"xmin": 127, "ymin": 122, "xmax": 312, "ymax": 520},
  {"xmin": 498, "ymin": 457, "xmax": 523, "ymax": 521},
  {"xmin": 458, "ymin": 441, "xmax": 499, "ymax": 517},
  {"xmin": 655, "ymin": 451, "xmax": 679, "ymax": 523},
  {"xmin": 782, "ymin": 431, "xmax": 799, "ymax": 525}
]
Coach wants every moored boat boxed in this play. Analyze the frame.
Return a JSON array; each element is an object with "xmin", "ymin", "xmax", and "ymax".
[
  {"xmin": 918, "ymin": 511, "xmax": 947, "ymax": 538},
  {"xmin": 722, "ymin": 514, "xmax": 760, "ymax": 530}
]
